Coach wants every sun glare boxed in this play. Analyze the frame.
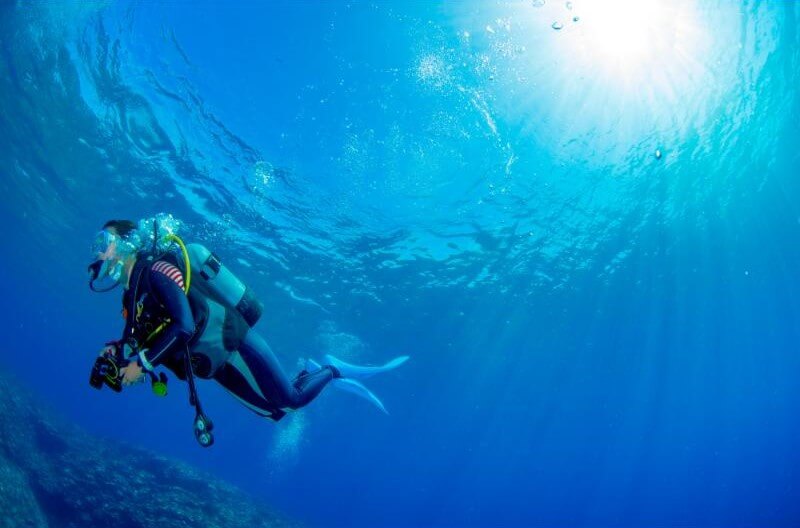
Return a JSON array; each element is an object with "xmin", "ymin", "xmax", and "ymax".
[
  {"xmin": 578, "ymin": 0, "xmax": 666, "ymax": 66},
  {"xmin": 562, "ymin": 0, "xmax": 708, "ymax": 94},
  {"xmin": 445, "ymin": 0, "xmax": 716, "ymax": 162}
]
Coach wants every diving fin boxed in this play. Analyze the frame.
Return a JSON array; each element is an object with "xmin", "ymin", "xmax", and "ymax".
[
  {"xmin": 305, "ymin": 356, "xmax": 406, "ymax": 414},
  {"xmin": 323, "ymin": 354, "xmax": 409, "ymax": 380},
  {"xmin": 305, "ymin": 358, "xmax": 323, "ymax": 373},
  {"xmin": 331, "ymin": 378, "xmax": 388, "ymax": 414}
]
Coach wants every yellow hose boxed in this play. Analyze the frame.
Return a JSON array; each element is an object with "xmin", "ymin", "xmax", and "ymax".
[{"xmin": 167, "ymin": 234, "xmax": 191, "ymax": 294}]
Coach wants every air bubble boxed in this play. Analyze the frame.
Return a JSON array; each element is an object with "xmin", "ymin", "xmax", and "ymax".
[
  {"xmin": 655, "ymin": 149, "xmax": 663, "ymax": 160},
  {"xmin": 532, "ymin": 0, "xmax": 545, "ymax": 6},
  {"xmin": 552, "ymin": 21, "xmax": 563, "ymax": 30}
]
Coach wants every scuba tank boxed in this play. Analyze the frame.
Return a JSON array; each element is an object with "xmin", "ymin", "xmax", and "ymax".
[
  {"xmin": 140, "ymin": 214, "xmax": 263, "ymax": 327},
  {"xmin": 186, "ymin": 244, "xmax": 263, "ymax": 327}
]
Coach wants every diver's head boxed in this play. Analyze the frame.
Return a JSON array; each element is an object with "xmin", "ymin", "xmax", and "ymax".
[{"xmin": 88, "ymin": 219, "xmax": 140, "ymax": 292}]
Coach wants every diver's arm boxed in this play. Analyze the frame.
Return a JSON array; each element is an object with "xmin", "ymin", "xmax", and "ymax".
[{"xmin": 137, "ymin": 265, "xmax": 195, "ymax": 370}]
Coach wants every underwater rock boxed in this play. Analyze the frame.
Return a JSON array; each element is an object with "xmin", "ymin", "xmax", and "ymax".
[
  {"xmin": 0, "ymin": 454, "xmax": 48, "ymax": 528},
  {"xmin": 0, "ymin": 369, "xmax": 300, "ymax": 528}
]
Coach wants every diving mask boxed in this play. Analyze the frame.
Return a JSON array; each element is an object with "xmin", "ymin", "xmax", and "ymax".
[
  {"xmin": 88, "ymin": 230, "xmax": 127, "ymax": 292},
  {"xmin": 90, "ymin": 229, "xmax": 117, "ymax": 258}
]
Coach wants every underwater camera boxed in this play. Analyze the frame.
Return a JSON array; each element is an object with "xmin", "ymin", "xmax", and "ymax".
[
  {"xmin": 89, "ymin": 354, "xmax": 126, "ymax": 392},
  {"xmin": 89, "ymin": 350, "xmax": 169, "ymax": 397}
]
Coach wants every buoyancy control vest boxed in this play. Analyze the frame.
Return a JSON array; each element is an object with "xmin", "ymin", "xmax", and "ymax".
[{"xmin": 123, "ymin": 242, "xmax": 261, "ymax": 379}]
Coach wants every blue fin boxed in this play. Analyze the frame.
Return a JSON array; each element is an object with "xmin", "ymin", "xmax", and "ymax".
[
  {"xmin": 305, "ymin": 358, "xmax": 323, "ymax": 373},
  {"xmin": 324, "ymin": 354, "xmax": 409, "ymax": 380},
  {"xmin": 332, "ymin": 378, "xmax": 388, "ymax": 414}
]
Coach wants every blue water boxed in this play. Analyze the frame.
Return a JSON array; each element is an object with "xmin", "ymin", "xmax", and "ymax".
[{"xmin": 2, "ymin": 1, "xmax": 800, "ymax": 526}]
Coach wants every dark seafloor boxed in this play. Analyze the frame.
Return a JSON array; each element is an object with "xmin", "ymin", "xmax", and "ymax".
[{"xmin": 0, "ymin": 368, "xmax": 300, "ymax": 528}]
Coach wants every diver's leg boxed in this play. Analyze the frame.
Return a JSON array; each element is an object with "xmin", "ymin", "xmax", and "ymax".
[
  {"xmin": 228, "ymin": 330, "xmax": 337, "ymax": 410},
  {"xmin": 212, "ymin": 354, "xmax": 280, "ymax": 417}
]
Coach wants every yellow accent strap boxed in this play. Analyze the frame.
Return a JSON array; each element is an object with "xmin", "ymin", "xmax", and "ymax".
[
  {"xmin": 105, "ymin": 360, "xmax": 120, "ymax": 382},
  {"xmin": 145, "ymin": 320, "xmax": 170, "ymax": 345}
]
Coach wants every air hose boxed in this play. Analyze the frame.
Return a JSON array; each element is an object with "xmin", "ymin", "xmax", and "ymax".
[{"xmin": 167, "ymin": 233, "xmax": 191, "ymax": 294}]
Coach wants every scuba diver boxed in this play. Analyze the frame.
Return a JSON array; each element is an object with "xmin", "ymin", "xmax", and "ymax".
[{"xmin": 88, "ymin": 214, "xmax": 408, "ymax": 446}]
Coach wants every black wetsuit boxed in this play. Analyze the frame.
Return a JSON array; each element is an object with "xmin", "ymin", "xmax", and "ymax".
[{"xmin": 119, "ymin": 257, "xmax": 337, "ymax": 418}]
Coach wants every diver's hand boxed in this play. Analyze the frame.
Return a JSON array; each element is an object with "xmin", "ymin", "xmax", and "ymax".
[{"xmin": 121, "ymin": 359, "xmax": 145, "ymax": 386}]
